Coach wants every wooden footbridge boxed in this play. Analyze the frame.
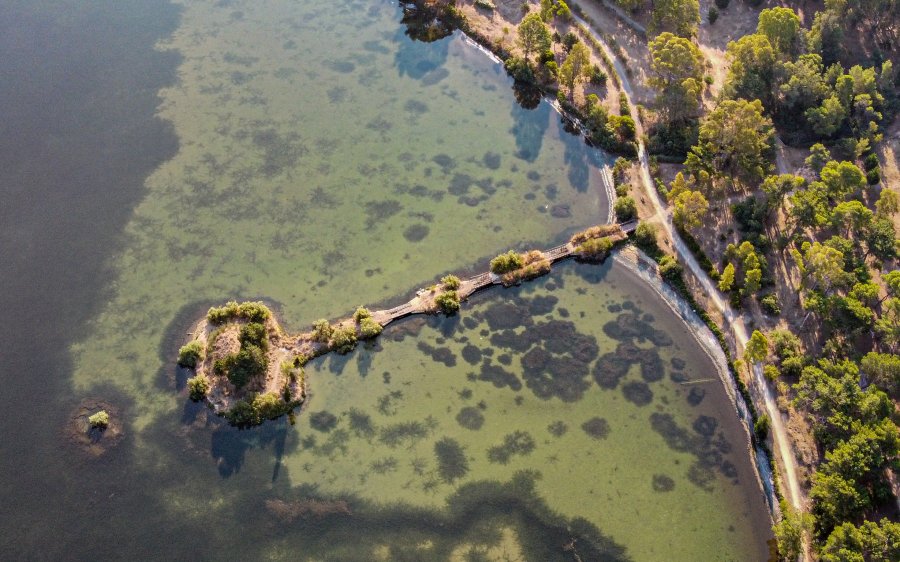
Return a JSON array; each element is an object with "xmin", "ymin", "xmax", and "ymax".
[{"xmin": 369, "ymin": 221, "xmax": 635, "ymax": 327}]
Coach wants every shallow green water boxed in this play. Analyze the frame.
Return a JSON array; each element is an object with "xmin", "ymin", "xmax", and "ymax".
[{"xmin": 0, "ymin": 0, "xmax": 772, "ymax": 559}]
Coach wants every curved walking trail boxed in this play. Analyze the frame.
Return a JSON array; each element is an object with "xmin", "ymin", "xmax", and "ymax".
[{"xmin": 572, "ymin": 8, "xmax": 804, "ymax": 516}]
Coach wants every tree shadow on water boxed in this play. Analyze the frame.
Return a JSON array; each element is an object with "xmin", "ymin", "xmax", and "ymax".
[
  {"xmin": 210, "ymin": 417, "xmax": 292, "ymax": 480},
  {"xmin": 510, "ymin": 95, "xmax": 550, "ymax": 162},
  {"xmin": 560, "ymin": 117, "xmax": 607, "ymax": 193}
]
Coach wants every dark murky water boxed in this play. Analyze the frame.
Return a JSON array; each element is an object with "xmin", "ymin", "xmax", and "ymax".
[{"xmin": 0, "ymin": 0, "xmax": 771, "ymax": 559}]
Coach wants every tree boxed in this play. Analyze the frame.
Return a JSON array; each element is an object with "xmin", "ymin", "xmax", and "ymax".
[
  {"xmin": 794, "ymin": 241, "xmax": 851, "ymax": 294},
  {"xmin": 559, "ymin": 42, "xmax": 591, "ymax": 96},
  {"xmin": 757, "ymin": 7, "xmax": 801, "ymax": 55},
  {"xmin": 790, "ymin": 182, "xmax": 831, "ymax": 230},
  {"xmin": 806, "ymin": 143, "xmax": 832, "ymax": 174},
  {"xmin": 691, "ymin": 99, "xmax": 774, "ymax": 189},
  {"xmin": 649, "ymin": 0, "xmax": 701, "ymax": 38},
  {"xmin": 724, "ymin": 34, "xmax": 777, "ymax": 104},
  {"xmin": 860, "ymin": 352, "xmax": 900, "ymax": 395},
  {"xmin": 821, "ymin": 518, "xmax": 900, "ymax": 562},
  {"xmin": 813, "ymin": 419, "xmax": 900, "ymax": 533},
  {"xmin": 820, "ymin": 161, "xmax": 866, "ymax": 201},
  {"xmin": 876, "ymin": 298, "xmax": 900, "ymax": 351},
  {"xmin": 806, "ymin": 96, "xmax": 847, "ymax": 138},
  {"xmin": 779, "ymin": 54, "xmax": 828, "ymax": 117},
  {"xmin": 517, "ymin": 13, "xmax": 551, "ymax": 66},
  {"xmin": 875, "ymin": 189, "xmax": 899, "ymax": 218},
  {"xmin": 718, "ymin": 263, "xmax": 735, "ymax": 291},
  {"xmin": 865, "ymin": 218, "xmax": 898, "ymax": 261},
  {"xmin": 762, "ymin": 174, "xmax": 804, "ymax": 214},
  {"xmin": 649, "ymin": 32, "xmax": 705, "ymax": 122},
  {"xmin": 831, "ymin": 201, "xmax": 873, "ymax": 237},
  {"xmin": 672, "ymin": 189, "xmax": 708, "ymax": 229},
  {"xmin": 744, "ymin": 267, "xmax": 762, "ymax": 294},
  {"xmin": 745, "ymin": 330, "xmax": 769, "ymax": 364},
  {"xmin": 773, "ymin": 500, "xmax": 812, "ymax": 561}
]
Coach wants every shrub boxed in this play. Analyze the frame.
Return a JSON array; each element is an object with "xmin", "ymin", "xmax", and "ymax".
[
  {"xmin": 239, "ymin": 322, "xmax": 267, "ymax": 350},
  {"xmin": 311, "ymin": 319, "xmax": 333, "ymax": 343},
  {"xmin": 187, "ymin": 375, "xmax": 210, "ymax": 401},
  {"xmin": 435, "ymin": 291, "xmax": 461, "ymax": 314},
  {"xmin": 490, "ymin": 250, "xmax": 524, "ymax": 274},
  {"xmin": 504, "ymin": 57, "xmax": 534, "ymax": 83},
  {"xmin": 714, "ymin": 0, "xmax": 729, "ymax": 7},
  {"xmin": 358, "ymin": 317, "xmax": 383, "ymax": 340},
  {"xmin": 576, "ymin": 237, "xmax": 614, "ymax": 262},
  {"xmin": 760, "ymin": 294, "xmax": 781, "ymax": 316},
  {"xmin": 252, "ymin": 392, "xmax": 289, "ymax": 421},
  {"xmin": 331, "ymin": 326, "xmax": 358, "ymax": 354},
  {"xmin": 863, "ymin": 153, "xmax": 879, "ymax": 171},
  {"xmin": 763, "ymin": 365, "xmax": 780, "ymax": 381},
  {"xmin": 226, "ymin": 344, "xmax": 267, "ymax": 389},
  {"xmin": 658, "ymin": 255, "xmax": 683, "ymax": 283},
  {"xmin": 237, "ymin": 301, "xmax": 271, "ymax": 323},
  {"xmin": 754, "ymin": 414, "xmax": 770, "ymax": 441},
  {"xmin": 207, "ymin": 301, "xmax": 240, "ymax": 324},
  {"xmin": 225, "ymin": 399, "xmax": 257, "ymax": 426},
  {"xmin": 353, "ymin": 307, "xmax": 371, "ymax": 322},
  {"xmin": 206, "ymin": 301, "xmax": 271, "ymax": 324},
  {"xmin": 539, "ymin": 49, "xmax": 555, "ymax": 64},
  {"xmin": 88, "ymin": 410, "xmax": 109, "ymax": 429},
  {"xmin": 780, "ymin": 356, "xmax": 806, "ymax": 378},
  {"xmin": 562, "ymin": 31, "xmax": 579, "ymax": 51},
  {"xmin": 441, "ymin": 275, "xmax": 461, "ymax": 290},
  {"xmin": 177, "ymin": 341, "xmax": 204, "ymax": 368},
  {"xmin": 590, "ymin": 65, "xmax": 607, "ymax": 86},
  {"xmin": 614, "ymin": 196, "xmax": 637, "ymax": 221},
  {"xmin": 708, "ymin": 7, "xmax": 718, "ymax": 24},
  {"xmin": 866, "ymin": 168, "xmax": 881, "ymax": 185},
  {"xmin": 634, "ymin": 222, "xmax": 660, "ymax": 256}
]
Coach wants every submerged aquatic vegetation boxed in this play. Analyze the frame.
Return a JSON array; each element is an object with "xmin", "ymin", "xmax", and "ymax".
[
  {"xmin": 379, "ymin": 420, "xmax": 431, "ymax": 448},
  {"xmin": 487, "ymin": 431, "xmax": 536, "ymax": 464},
  {"xmin": 456, "ymin": 406, "xmax": 485, "ymax": 430},
  {"xmin": 581, "ymin": 417, "xmax": 610, "ymax": 440},
  {"xmin": 621, "ymin": 381, "xmax": 653, "ymax": 406},
  {"xmin": 434, "ymin": 437, "xmax": 469, "ymax": 483},
  {"xmin": 310, "ymin": 410, "xmax": 339, "ymax": 432}
]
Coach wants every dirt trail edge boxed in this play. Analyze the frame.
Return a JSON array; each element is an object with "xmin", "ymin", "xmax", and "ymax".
[{"xmin": 572, "ymin": 9, "xmax": 805, "ymax": 516}]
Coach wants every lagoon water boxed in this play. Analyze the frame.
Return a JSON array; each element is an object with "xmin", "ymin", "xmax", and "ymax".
[{"xmin": 0, "ymin": 0, "xmax": 771, "ymax": 559}]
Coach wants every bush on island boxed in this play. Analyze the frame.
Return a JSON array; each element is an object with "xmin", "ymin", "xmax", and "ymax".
[
  {"xmin": 576, "ymin": 237, "xmax": 614, "ymax": 262},
  {"xmin": 88, "ymin": 410, "xmax": 110, "ymax": 429},
  {"xmin": 187, "ymin": 375, "xmax": 210, "ymax": 401},
  {"xmin": 177, "ymin": 340, "xmax": 204, "ymax": 368},
  {"xmin": 331, "ymin": 325, "xmax": 358, "ymax": 354},
  {"xmin": 358, "ymin": 317, "xmax": 383, "ymax": 340},
  {"xmin": 239, "ymin": 322, "xmax": 268, "ymax": 350},
  {"xmin": 436, "ymin": 291, "xmax": 461, "ymax": 314},
  {"xmin": 490, "ymin": 250, "xmax": 524, "ymax": 274},
  {"xmin": 312, "ymin": 319, "xmax": 333, "ymax": 343},
  {"xmin": 207, "ymin": 301, "xmax": 271, "ymax": 324},
  {"xmin": 226, "ymin": 344, "xmax": 268, "ymax": 389},
  {"xmin": 441, "ymin": 274, "xmax": 461, "ymax": 290},
  {"xmin": 225, "ymin": 392, "xmax": 293, "ymax": 427},
  {"xmin": 353, "ymin": 307, "xmax": 371, "ymax": 322}
]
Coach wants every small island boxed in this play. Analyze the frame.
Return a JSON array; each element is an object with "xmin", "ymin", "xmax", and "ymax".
[{"xmin": 178, "ymin": 223, "xmax": 631, "ymax": 426}]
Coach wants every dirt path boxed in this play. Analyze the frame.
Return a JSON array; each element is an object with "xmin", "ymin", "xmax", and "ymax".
[{"xmin": 573, "ymin": 10, "xmax": 806, "ymax": 516}]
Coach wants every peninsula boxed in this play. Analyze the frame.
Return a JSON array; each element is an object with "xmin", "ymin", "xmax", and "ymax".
[{"xmin": 177, "ymin": 222, "xmax": 631, "ymax": 426}]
